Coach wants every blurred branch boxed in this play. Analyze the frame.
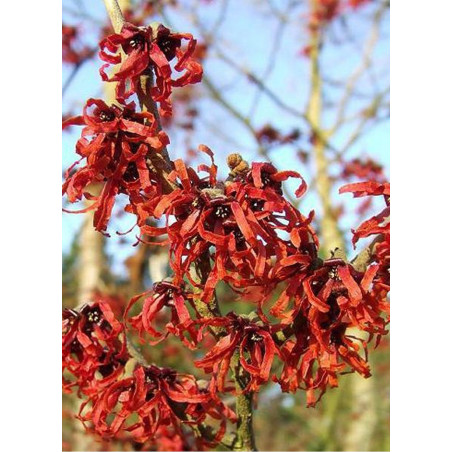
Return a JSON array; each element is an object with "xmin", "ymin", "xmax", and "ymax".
[
  {"xmin": 331, "ymin": 1, "xmax": 389, "ymax": 133},
  {"xmin": 62, "ymin": 63, "xmax": 83, "ymax": 96},
  {"xmin": 248, "ymin": 0, "xmax": 298, "ymax": 117},
  {"xmin": 202, "ymin": 75, "xmax": 264, "ymax": 149},
  {"xmin": 331, "ymin": 87, "xmax": 390, "ymax": 163}
]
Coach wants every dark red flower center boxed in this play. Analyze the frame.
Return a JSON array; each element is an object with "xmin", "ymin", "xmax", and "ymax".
[
  {"xmin": 123, "ymin": 162, "xmax": 139, "ymax": 183},
  {"xmin": 213, "ymin": 205, "xmax": 230, "ymax": 219},
  {"xmin": 328, "ymin": 266, "xmax": 339, "ymax": 280},
  {"xmin": 250, "ymin": 332, "xmax": 263, "ymax": 342},
  {"xmin": 128, "ymin": 35, "xmax": 145, "ymax": 50},
  {"xmin": 250, "ymin": 199, "xmax": 265, "ymax": 211},
  {"xmin": 99, "ymin": 110, "xmax": 115, "ymax": 122},
  {"xmin": 86, "ymin": 307, "xmax": 101, "ymax": 324}
]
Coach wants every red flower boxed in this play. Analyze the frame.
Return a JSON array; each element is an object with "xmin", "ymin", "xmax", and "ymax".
[
  {"xmin": 340, "ymin": 181, "xmax": 390, "ymax": 199},
  {"xmin": 348, "ymin": 0, "xmax": 369, "ymax": 9},
  {"xmin": 339, "ymin": 182, "xmax": 390, "ymax": 244},
  {"xmin": 99, "ymin": 23, "xmax": 203, "ymax": 117},
  {"xmin": 62, "ymin": 99, "xmax": 169, "ymax": 232},
  {"xmin": 340, "ymin": 181, "xmax": 390, "ymax": 296},
  {"xmin": 62, "ymin": 300, "xmax": 128, "ymax": 396},
  {"xmin": 309, "ymin": 0, "xmax": 341, "ymax": 31},
  {"xmin": 195, "ymin": 313, "xmax": 279, "ymax": 392},
  {"xmin": 152, "ymin": 425, "xmax": 194, "ymax": 451},
  {"xmin": 140, "ymin": 147, "xmax": 317, "ymax": 302},
  {"xmin": 276, "ymin": 257, "xmax": 388, "ymax": 406},
  {"xmin": 340, "ymin": 157, "xmax": 385, "ymax": 183},
  {"xmin": 79, "ymin": 365, "xmax": 234, "ymax": 446},
  {"xmin": 125, "ymin": 281, "xmax": 199, "ymax": 348},
  {"xmin": 255, "ymin": 124, "xmax": 301, "ymax": 147}
]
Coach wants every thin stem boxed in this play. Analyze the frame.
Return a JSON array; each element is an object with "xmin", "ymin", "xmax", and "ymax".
[{"xmin": 63, "ymin": 63, "xmax": 81, "ymax": 95}]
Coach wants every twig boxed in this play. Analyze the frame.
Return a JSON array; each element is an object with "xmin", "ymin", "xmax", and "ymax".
[
  {"xmin": 63, "ymin": 63, "xmax": 82, "ymax": 95},
  {"xmin": 231, "ymin": 351, "xmax": 257, "ymax": 451},
  {"xmin": 331, "ymin": 1, "xmax": 388, "ymax": 133}
]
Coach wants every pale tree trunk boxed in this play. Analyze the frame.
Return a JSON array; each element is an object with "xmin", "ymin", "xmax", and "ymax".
[
  {"xmin": 342, "ymin": 329, "xmax": 379, "ymax": 451},
  {"xmin": 306, "ymin": 7, "xmax": 378, "ymax": 449},
  {"xmin": 77, "ymin": 185, "xmax": 106, "ymax": 304},
  {"xmin": 72, "ymin": 185, "xmax": 106, "ymax": 451},
  {"xmin": 148, "ymin": 246, "xmax": 169, "ymax": 284}
]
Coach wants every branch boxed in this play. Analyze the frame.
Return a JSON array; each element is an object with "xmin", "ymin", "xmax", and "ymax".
[
  {"xmin": 102, "ymin": 0, "xmax": 125, "ymax": 33},
  {"xmin": 202, "ymin": 75, "xmax": 267, "ymax": 156},
  {"xmin": 331, "ymin": 1, "xmax": 388, "ymax": 133},
  {"xmin": 231, "ymin": 351, "xmax": 257, "ymax": 451},
  {"xmin": 350, "ymin": 235, "xmax": 384, "ymax": 272}
]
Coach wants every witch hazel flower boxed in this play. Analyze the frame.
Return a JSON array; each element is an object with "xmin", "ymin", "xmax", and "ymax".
[
  {"xmin": 79, "ymin": 364, "xmax": 235, "ymax": 446},
  {"xmin": 62, "ymin": 98, "xmax": 169, "ymax": 233},
  {"xmin": 62, "ymin": 24, "xmax": 93, "ymax": 66},
  {"xmin": 340, "ymin": 180, "xmax": 390, "ymax": 298},
  {"xmin": 99, "ymin": 23, "xmax": 203, "ymax": 117},
  {"xmin": 276, "ymin": 255, "xmax": 388, "ymax": 406},
  {"xmin": 195, "ymin": 313, "xmax": 280, "ymax": 393},
  {"xmin": 140, "ymin": 147, "xmax": 318, "ymax": 302},
  {"xmin": 62, "ymin": 298, "xmax": 128, "ymax": 397},
  {"xmin": 125, "ymin": 280, "xmax": 199, "ymax": 348}
]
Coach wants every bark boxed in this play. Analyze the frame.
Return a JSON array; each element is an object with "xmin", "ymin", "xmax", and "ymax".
[{"xmin": 77, "ymin": 185, "xmax": 106, "ymax": 304}]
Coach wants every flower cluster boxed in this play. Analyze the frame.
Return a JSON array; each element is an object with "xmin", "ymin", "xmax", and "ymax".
[
  {"xmin": 277, "ymin": 256, "xmax": 388, "ymax": 406},
  {"xmin": 195, "ymin": 313, "xmax": 279, "ymax": 392},
  {"xmin": 308, "ymin": 0, "xmax": 370, "ymax": 32},
  {"xmin": 62, "ymin": 24, "xmax": 93, "ymax": 66},
  {"xmin": 137, "ymin": 148, "xmax": 317, "ymax": 302},
  {"xmin": 79, "ymin": 364, "xmax": 235, "ymax": 446},
  {"xmin": 340, "ymin": 181, "xmax": 390, "ymax": 299},
  {"xmin": 62, "ymin": 99, "xmax": 168, "ymax": 232},
  {"xmin": 99, "ymin": 23, "xmax": 202, "ymax": 116},
  {"xmin": 62, "ymin": 298, "xmax": 128, "ymax": 396},
  {"xmin": 340, "ymin": 157, "xmax": 385, "ymax": 183},
  {"xmin": 125, "ymin": 281, "xmax": 199, "ymax": 348},
  {"xmin": 255, "ymin": 124, "xmax": 301, "ymax": 148},
  {"xmin": 63, "ymin": 297, "xmax": 234, "ymax": 448}
]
